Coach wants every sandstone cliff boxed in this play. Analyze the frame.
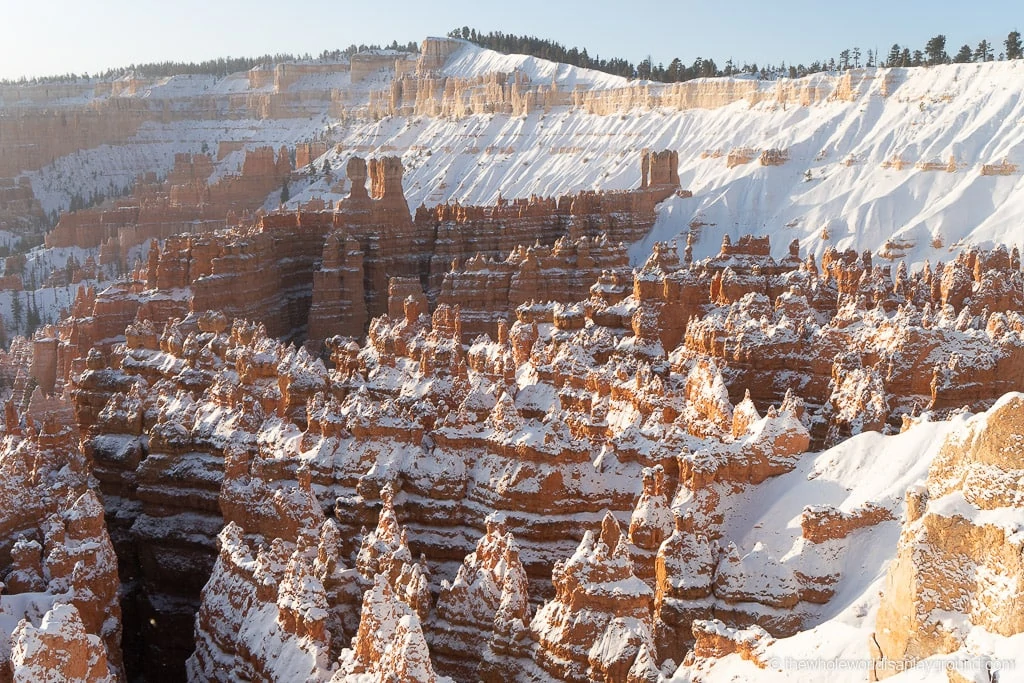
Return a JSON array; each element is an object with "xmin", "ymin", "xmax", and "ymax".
[{"xmin": 872, "ymin": 392, "xmax": 1024, "ymax": 679}]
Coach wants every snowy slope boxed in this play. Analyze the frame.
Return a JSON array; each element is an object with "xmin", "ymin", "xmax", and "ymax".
[
  {"xmin": 666, "ymin": 407, "xmax": 1015, "ymax": 683},
  {"xmin": 313, "ymin": 58, "xmax": 1024, "ymax": 269},
  {"xmin": 21, "ymin": 48, "xmax": 1024, "ymax": 271},
  {"xmin": 441, "ymin": 40, "xmax": 631, "ymax": 89}
]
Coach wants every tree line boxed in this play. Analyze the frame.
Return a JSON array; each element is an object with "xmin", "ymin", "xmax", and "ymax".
[
  {"xmin": 450, "ymin": 26, "xmax": 1024, "ymax": 82},
  {"xmin": 0, "ymin": 40, "xmax": 420, "ymax": 85},
  {"xmin": 3, "ymin": 28, "xmax": 1020, "ymax": 87}
]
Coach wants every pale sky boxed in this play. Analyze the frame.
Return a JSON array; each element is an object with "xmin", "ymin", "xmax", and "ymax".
[{"xmin": 0, "ymin": 0, "xmax": 1020, "ymax": 81}]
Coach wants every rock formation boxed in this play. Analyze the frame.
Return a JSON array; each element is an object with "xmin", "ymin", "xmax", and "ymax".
[
  {"xmin": 44, "ymin": 150, "xmax": 679, "ymax": 385},
  {"xmin": 5, "ymin": 43, "xmax": 1024, "ymax": 683},
  {"xmin": 4, "ymin": 230, "xmax": 1024, "ymax": 680},
  {"xmin": 430, "ymin": 513, "xmax": 531, "ymax": 680},
  {"xmin": 64, "ymin": 277, "xmax": 831, "ymax": 680},
  {"xmin": 437, "ymin": 234, "xmax": 630, "ymax": 339},
  {"xmin": 872, "ymin": 393, "xmax": 1024, "ymax": 678},
  {"xmin": 529, "ymin": 512, "xmax": 658, "ymax": 682},
  {"xmin": 6, "ymin": 223, "xmax": 1022, "ymax": 681},
  {"xmin": 366, "ymin": 38, "xmax": 841, "ymax": 120},
  {"xmin": 0, "ymin": 397, "xmax": 122, "ymax": 681}
]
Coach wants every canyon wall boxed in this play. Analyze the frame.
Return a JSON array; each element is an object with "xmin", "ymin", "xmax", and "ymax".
[
  {"xmin": 70, "ymin": 300, "xmax": 814, "ymax": 680},
  {"xmin": 42, "ymin": 151, "xmax": 678, "ymax": 384},
  {"xmin": 363, "ymin": 37, "xmax": 865, "ymax": 121},
  {"xmin": 44, "ymin": 147, "xmax": 292, "ymax": 264}
]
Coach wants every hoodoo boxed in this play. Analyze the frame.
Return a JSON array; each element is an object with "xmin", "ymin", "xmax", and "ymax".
[{"xmin": 3, "ymin": 20, "xmax": 1024, "ymax": 683}]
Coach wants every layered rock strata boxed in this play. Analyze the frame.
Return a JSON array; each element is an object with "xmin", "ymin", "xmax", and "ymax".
[
  {"xmin": 44, "ymin": 147, "xmax": 292, "ymax": 266},
  {"xmin": 366, "ymin": 38, "xmax": 844, "ymax": 120},
  {"xmin": 872, "ymin": 392, "xmax": 1024, "ymax": 679},
  {"xmin": 0, "ymin": 395, "xmax": 122, "ymax": 681},
  {"xmin": 67, "ymin": 293, "xmax": 827, "ymax": 679},
  {"xmin": 47, "ymin": 151, "xmax": 679, "ymax": 386}
]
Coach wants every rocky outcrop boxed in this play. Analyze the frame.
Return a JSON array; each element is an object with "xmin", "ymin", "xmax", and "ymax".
[
  {"xmin": 367, "ymin": 38, "xmax": 839, "ymax": 120},
  {"xmin": 44, "ymin": 148, "xmax": 292, "ymax": 263},
  {"xmin": 187, "ymin": 519, "xmax": 355, "ymax": 682},
  {"xmin": 0, "ymin": 98, "xmax": 149, "ymax": 178},
  {"xmin": 801, "ymin": 503, "xmax": 893, "ymax": 543},
  {"xmin": 0, "ymin": 176, "xmax": 46, "ymax": 232},
  {"xmin": 0, "ymin": 399, "xmax": 122, "ymax": 681},
  {"xmin": 430, "ymin": 514, "xmax": 531, "ymax": 681},
  {"xmin": 641, "ymin": 149, "xmax": 679, "ymax": 190},
  {"xmin": 46, "ymin": 150, "xmax": 680, "ymax": 382},
  {"xmin": 872, "ymin": 393, "xmax": 1024, "ymax": 678},
  {"xmin": 334, "ymin": 573, "xmax": 440, "ymax": 681},
  {"xmin": 529, "ymin": 512, "xmax": 658, "ymax": 683},
  {"xmin": 688, "ymin": 619, "xmax": 772, "ymax": 668},
  {"xmin": 55, "ymin": 228, "xmax": 1024, "ymax": 678},
  {"xmin": 437, "ymin": 235, "xmax": 629, "ymax": 339},
  {"xmin": 64, "ymin": 278, "xmax": 834, "ymax": 679},
  {"xmin": 8, "ymin": 603, "xmax": 115, "ymax": 683},
  {"xmin": 308, "ymin": 231, "xmax": 368, "ymax": 347},
  {"xmin": 190, "ymin": 474, "xmax": 437, "ymax": 682},
  {"xmin": 671, "ymin": 241, "xmax": 1024, "ymax": 446}
]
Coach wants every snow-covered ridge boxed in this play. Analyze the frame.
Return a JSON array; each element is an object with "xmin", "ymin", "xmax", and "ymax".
[
  {"xmin": 326, "ymin": 55, "xmax": 1024, "ymax": 269},
  {"xmin": 11, "ymin": 43, "xmax": 1024, "ymax": 276},
  {"xmin": 439, "ymin": 40, "xmax": 632, "ymax": 89},
  {"xmin": 6, "ymin": 43, "xmax": 1024, "ymax": 339}
]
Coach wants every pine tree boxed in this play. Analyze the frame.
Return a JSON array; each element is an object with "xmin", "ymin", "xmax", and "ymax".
[
  {"xmin": 280, "ymin": 180, "xmax": 290, "ymax": 204},
  {"xmin": 887, "ymin": 44, "xmax": 902, "ymax": 66},
  {"xmin": 11, "ymin": 291, "xmax": 22, "ymax": 332},
  {"xmin": 901, "ymin": 48, "xmax": 912, "ymax": 66},
  {"xmin": 26, "ymin": 292, "xmax": 39, "ymax": 337},
  {"xmin": 924, "ymin": 35, "xmax": 948, "ymax": 65},
  {"xmin": 666, "ymin": 58, "xmax": 683, "ymax": 82},
  {"xmin": 1006, "ymin": 31, "xmax": 1023, "ymax": 60},
  {"xmin": 954, "ymin": 44, "xmax": 974, "ymax": 63},
  {"xmin": 974, "ymin": 40, "xmax": 993, "ymax": 62},
  {"xmin": 637, "ymin": 57, "xmax": 652, "ymax": 80}
]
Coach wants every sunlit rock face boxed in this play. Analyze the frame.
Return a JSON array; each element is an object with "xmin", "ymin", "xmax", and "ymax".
[
  {"xmin": 0, "ymin": 397, "xmax": 122, "ymax": 681},
  {"xmin": 0, "ymin": 224, "xmax": 1008, "ymax": 681},
  {"xmin": 872, "ymin": 393, "xmax": 1024, "ymax": 677}
]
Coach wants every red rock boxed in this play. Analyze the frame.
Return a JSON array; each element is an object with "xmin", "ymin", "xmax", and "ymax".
[{"xmin": 530, "ymin": 512, "xmax": 657, "ymax": 682}]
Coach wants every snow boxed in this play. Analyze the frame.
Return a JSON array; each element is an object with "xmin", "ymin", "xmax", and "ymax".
[
  {"xmin": 313, "ymin": 59, "xmax": 1024, "ymax": 270},
  {"xmin": 8, "ymin": 51, "xmax": 1024, "ymax": 334},
  {"xmin": 928, "ymin": 490, "xmax": 1024, "ymax": 538},
  {"xmin": 20, "ymin": 54, "xmax": 1024, "ymax": 275},
  {"xmin": 441, "ymin": 40, "xmax": 630, "ymax": 90},
  {"xmin": 662, "ymin": 404, "xmax": 1020, "ymax": 682}
]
